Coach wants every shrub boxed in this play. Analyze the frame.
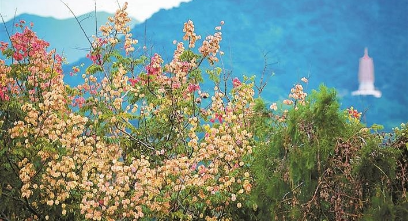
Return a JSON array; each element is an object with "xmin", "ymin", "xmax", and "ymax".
[{"xmin": 250, "ymin": 85, "xmax": 408, "ymax": 220}]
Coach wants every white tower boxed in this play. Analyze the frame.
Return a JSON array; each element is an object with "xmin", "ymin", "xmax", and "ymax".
[{"xmin": 352, "ymin": 47, "xmax": 381, "ymax": 98}]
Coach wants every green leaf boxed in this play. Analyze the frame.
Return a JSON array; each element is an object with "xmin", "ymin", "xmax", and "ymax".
[
  {"xmin": 86, "ymin": 64, "xmax": 103, "ymax": 74},
  {"xmin": 371, "ymin": 123, "xmax": 384, "ymax": 131}
]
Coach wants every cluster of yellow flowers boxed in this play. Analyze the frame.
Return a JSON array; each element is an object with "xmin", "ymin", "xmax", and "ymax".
[
  {"xmin": 0, "ymin": 59, "xmax": 13, "ymax": 86},
  {"xmin": 183, "ymin": 20, "xmax": 201, "ymax": 48},
  {"xmin": 199, "ymin": 21, "xmax": 224, "ymax": 64},
  {"xmin": 99, "ymin": 1, "xmax": 137, "ymax": 54}
]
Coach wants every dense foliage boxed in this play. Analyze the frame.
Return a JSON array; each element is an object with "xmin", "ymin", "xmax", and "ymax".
[
  {"xmin": 249, "ymin": 86, "xmax": 408, "ymax": 221},
  {"xmin": 0, "ymin": 2, "xmax": 407, "ymax": 220}
]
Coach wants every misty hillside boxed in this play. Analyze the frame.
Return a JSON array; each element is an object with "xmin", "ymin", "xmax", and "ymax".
[
  {"xmin": 0, "ymin": 12, "xmax": 139, "ymax": 63},
  {"xmin": 129, "ymin": 0, "xmax": 408, "ymax": 131},
  {"xmin": 2, "ymin": 0, "xmax": 407, "ymax": 130}
]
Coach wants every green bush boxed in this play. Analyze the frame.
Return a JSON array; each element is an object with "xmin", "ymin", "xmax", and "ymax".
[{"xmin": 250, "ymin": 85, "xmax": 407, "ymax": 220}]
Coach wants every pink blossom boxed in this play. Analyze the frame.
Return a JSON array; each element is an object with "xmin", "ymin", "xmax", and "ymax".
[
  {"xmin": 13, "ymin": 53, "xmax": 23, "ymax": 61},
  {"xmin": 72, "ymin": 96, "xmax": 86, "ymax": 108},
  {"xmin": 210, "ymin": 113, "xmax": 223, "ymax": 123},
  {"xmin": 70, "ymin": 66, "xmax": 80, "ymax": 76},
  {"xmin": 283, "ymin": 99, "xmax": 294, "ymax": 105},
  {"xmin": 188, "ymin": 84, "xmax": 200, "ymax": 93},
  {"xmin": 145, "ymin": 53, "xmax": 163, "ymax": 75},
  {"xmin": 172, "ymin": 81, "xmax": 181, "ymax": 89},
  {"xmin": 0, "ymin": 87, "xmax": 9, "ymax": 101},
  {"xmin": 232, "ymin": 77, "xmax": 241, "ymax": 88},
  {"xmin": 128, "ymin": 78, "xmax": 140, "ymax": 86},
  {"xmin": 0, "ymin": 42, "xmax": 8, "ymax": 52},
  {"xmin": 86, "ymin": 53, "xmax": 102, "ymax": 65},
  {"xmin": 198, "ymin": 165, "xmax": 207, "ymax": 174},
  {"xmin": 191, "ymin": 163, "xmax": 197, "ymax": 171},
  {"xmin": 181, "ymin": 62, "xmax": 190, "ymax": 72}
]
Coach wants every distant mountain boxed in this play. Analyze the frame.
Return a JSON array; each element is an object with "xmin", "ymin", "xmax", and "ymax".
[
  {"xmin": 0, "ymin": 12, "xmax": 139, "ymax": 63},
  {"xmin": 128, "ymin": 0, "xmax": 408, "ymax": 130},
  {"xmin": 3, "ymin": 0, "xmax": 407, "ymax": 130}
]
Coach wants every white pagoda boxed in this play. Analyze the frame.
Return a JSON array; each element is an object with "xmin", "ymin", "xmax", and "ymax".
[{"xmin": 352, "ymin": 47, "xmax": 382, "ymax": 98}]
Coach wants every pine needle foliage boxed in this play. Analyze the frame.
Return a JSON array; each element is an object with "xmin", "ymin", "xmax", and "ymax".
[{"xmin": 250, "ymin": 85, "xmax": 407, "ymax": 221}]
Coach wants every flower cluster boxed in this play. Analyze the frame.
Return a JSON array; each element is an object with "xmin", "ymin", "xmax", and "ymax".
[
  {"xmin": 233, "ymin": 77, "xmax": 242, "ymax": 88},
  {"xmin": 198, "ymin": 21, "xmax": 224, "ymax": 64},
  {"xmin": 9, "ymin": 21, "xmax": 50, "ymax": 61},
  {"xmin": 96, "ymin": 1, "xmax": 138, "ymax": 58},
  {"xmin": 346, "ymin": 106, "xmax": 362, "ymax": 123},
  {"xmin": 0, "ymin": 85, "xmax": 9, "ymax": 101},
  {"xmin": 183, "ymin": 20, "xmax": 201, "ymax": 48},
  {"xmin": 283, "ymin": 78, "xmax": 308, "ymax": 108},
  {"xmin": 146, "ymin": 53, "xmax": 164, "ymax": 76}
]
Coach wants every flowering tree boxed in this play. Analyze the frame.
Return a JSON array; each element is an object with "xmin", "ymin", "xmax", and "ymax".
[{"xmin": 1, "ymin": 3, "xmax": 256, "ymax": 220}]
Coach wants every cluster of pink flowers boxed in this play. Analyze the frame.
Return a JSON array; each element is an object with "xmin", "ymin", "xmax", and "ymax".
[
  {"xmin": 0, "ymin": 86, "xmax": 9, "ymax": 101},
  {"xmin": 69, "ymin": 66, "xmax": 80, "ymax": 76},
  {"xmin": 289, "ymin": 84, "xmax": 307, "ymax": 102},
  {"xmin": 86, "ymin": 53, "xmax": 102, "ymax": 65},
  {"xmin": 87, "ymin": 38, "xmax": 109, "ymax": 65},
  {"xmin": 0, "ymin": 42, "xmax": 8, "ymax": 52},
  {"xmin": 72, "ymin": 96, "xmax": 86, "ymax": 108},
  {"xmin": 0, "ymin": 19, "xmax": 64, "ymax": 105},
  {"xmin": 233, "ymin": 77, "xmax": 242, "ymax": 88},
  {"xmin": 210, "ymin": 112, "xmax": 223, "ymax": 123},
  {"xmin": 128, "ymin": 77, "xmax": 140, "ymax": 86},
  {"xmin": 146, "ymin": 53, "xmax": 164, "ymax": 75},
  {"xmin": 10, "ymin": 22, "xmax": 50, "ymax": 61},
  {"xmin": 188, "ymin": 83, "xmax": 200, "ymax": 93}
]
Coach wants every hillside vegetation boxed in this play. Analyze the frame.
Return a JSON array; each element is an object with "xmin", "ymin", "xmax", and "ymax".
[{"xmin": 0, "ymin": 2, "xmax": 407, "ymax": 220}]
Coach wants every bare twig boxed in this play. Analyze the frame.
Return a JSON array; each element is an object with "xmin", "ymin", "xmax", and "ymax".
[
  {"xmin": 0, "ymin": 13, "xmax": 12, "ymax": 42},
  {"xmin": 94, "ymin": 0, "xmax": 98, "ymax": 36},
  {"xmin": 60, "ymin": 0, "xmax": 94, "ymax": 50},
  {"xmin": 0, "ymin": 210, "xmax": 11, "ymax": 221},
  {"xmin": 255, "ymin": 51, "xmax": 278, "ymax": 96},
  {"xmin": 1, "ymin": 11, "xmax": 18, "ymax": 63},
  {"xmin": 116, "ymin": 120, "xmax": 156, "ymax": 151},
  {"xmin": 283, "ymin": 181, "xmax": 304, "ymax": 199}
]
